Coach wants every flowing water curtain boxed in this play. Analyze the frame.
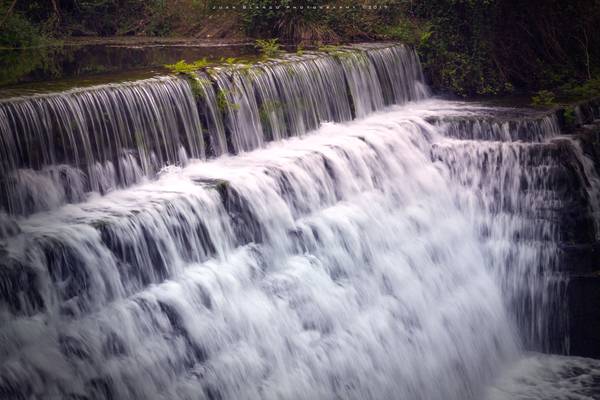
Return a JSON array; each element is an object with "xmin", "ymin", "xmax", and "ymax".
[
  {"xmin": 2, "ymin": 41, "xmax": 600, "ymax": 399},
  {"xmin": 428, "ymin": 106, "xmax": 600, "ymax": 353},
  {"xmin": 193, "ymin": 72, "xmax": 228, "ymax": 157},
  {"xmin": 0, "ymin": 44, "xmax": 427, "ymax": 215},
  {"xmin": 339, "ymin": 50, "xmax": 386, "ymax": 118},
  {"xmin": 0, "ymin": 77, "xmax": 205, "ymax": 214},
  {"xmin": 0, "ymin": 112, "xmax": 523, "ymax": 399},
  {"xmin": 214, "ymin": 71, "xmax": 264, "ymax": 153}
]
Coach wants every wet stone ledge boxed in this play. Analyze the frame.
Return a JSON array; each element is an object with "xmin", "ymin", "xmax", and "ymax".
[{"xmin": 555, "ymin": 98, "xmax": 600, "ymax": 358}]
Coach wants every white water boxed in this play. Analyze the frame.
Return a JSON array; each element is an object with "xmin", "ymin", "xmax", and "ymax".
[
  {"xmin": 1, "ymin": 100, "xmax": 599, "ymax": 399},
  {"xmin": 0, "ymin": 44, "xmax": 427, "ymax": 215},
  {"xmin": 485, "ymin": 353, "xmax": 600, "ymax": 400}
]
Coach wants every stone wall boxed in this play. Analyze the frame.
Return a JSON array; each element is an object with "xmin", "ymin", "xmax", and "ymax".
[{"xmin": 558, "ymin": 98, "xmax": 600, "ymax": 357}]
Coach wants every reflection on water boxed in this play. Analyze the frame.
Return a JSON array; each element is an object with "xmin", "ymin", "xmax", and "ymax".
[{"xmin": 0, "ymin": 43, "xmax": 256, "ymax": 97}]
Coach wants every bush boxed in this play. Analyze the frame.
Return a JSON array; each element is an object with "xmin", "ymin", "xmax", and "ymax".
[
  {"xmin": 560, "ymin": 78, "xmax": 600, "ymax": 101},
  {"xmin": 563, "ymin": 107, "xmax": 577, "ymax": 128},
  {"xmin": 0, "ymin": 11, "xmax": 42, "ymax": 48},
  {"xmin": 240, "ymin": 0, "xmax": 405, "ymax": 44},
  {"xmin": 377, "ymin": 18, "xmax": 424, "ymax": 46},
  {"xmin": 531, "ymin": 90, "xmax": 556, "ymax": 107},
  {"xmin": 165, "ymin": 59, "xmax": 210, "ymax": 74},
  {"xmin": 255, "ymin": 39, "xmax": 281, "ymax": 59},
  {"xmin": 164, "ymin": 59, "xmax": 211, "ymax": 98}
]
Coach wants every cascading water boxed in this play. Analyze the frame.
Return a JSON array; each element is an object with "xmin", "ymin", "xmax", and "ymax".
[
  {"xmin": 0, "ymin": 44, "xmax": 427, "ymax": 216},
  {"xmin": 1, "ymin": 45, "xmax": 600, "ymax": 399}
]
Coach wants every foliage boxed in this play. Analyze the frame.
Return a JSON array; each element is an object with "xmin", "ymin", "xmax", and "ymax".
[
  {"xmin": 255, "ymin": 39, "xmax": 280, "ymax": 59},
  {"xmin": 377, "ymin": 17, "xmax": 424, "ymax": 46},
  {"xmin": 164, "ymin": 59, "xmax": 211, "ymax": 99},
  {"xmin": 216, "ymin": 88, "xmax": 239, "ymax": 112},
  {"xmin": 318, "ymin": 44, "xmax": 342, "ymax": 54},
  {"xmin": 258, "ymin": 99, "xmax": 283, "ymax": 124},
  {"xmin": 414, "ymin": 0, "xmax": 509, "ymax": 96},
  {"xmin": 220, "ymin": 57, "xmax": 238, "ymax": 65},
  {"xmin": 2, "ymin": 0, "xmax": 212, "ymax": 38},
  {"xmin": 559, "ymin": 78, "xmax": 600, "ymax": 101},
  {"xmin": 0, "ymin": 4, "xmax": 43, "ymax": 48},
  {"xmin": 531, "ymin": 90, "xmax": 556, "ymax": 107},
  {"xmin": 4, "ymin": 0, "xmax": 599, "ymax": 99},
  {"xmin": 240, "ymin": 0, "xmax": 402, "ymax": 44},
  {"xmin": 412, "ymin": 0, "xmax": 600, "ymax": 97},
  {"xmin": 563, "ymin": 107, "xmax": 577, "ymax": 128},
  {"xmin": 165, "ymin": 59, "xmax": 210, "ymax": 74}
]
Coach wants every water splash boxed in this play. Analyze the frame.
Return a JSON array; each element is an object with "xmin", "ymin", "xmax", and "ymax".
[
  {"xmin": 1, "ymin": 44, "xmax": 599, "ymax": 399},
  {"xmin": 3, "ymin": 101, "xmax": 594, "ymax": 399}
]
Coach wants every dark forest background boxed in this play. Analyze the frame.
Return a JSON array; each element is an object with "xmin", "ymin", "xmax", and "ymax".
[{"xmin": 1, "ymin": 0, "xmax": 599, "ymax": 99}]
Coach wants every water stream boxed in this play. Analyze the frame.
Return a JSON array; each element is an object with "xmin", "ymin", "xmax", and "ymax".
[{"xmin": 1, "ymin": 44, "xmax": 599, "ymax": 399}]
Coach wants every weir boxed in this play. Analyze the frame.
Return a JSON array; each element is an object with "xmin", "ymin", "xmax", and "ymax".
[
  {"xmin": 1, "ymin": 45, "xmax": 600, "ymax": 399},
  {"xmin": 0, "ymin": 44, "xmax": 427, "ymax": 215}
]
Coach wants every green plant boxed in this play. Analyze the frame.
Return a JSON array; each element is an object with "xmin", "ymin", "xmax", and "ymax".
[
  {"xmin": 189, "ymin": 78, "xmax": 206, "ymax": 99},
  {"xmin": 563, "ymin": 107, "xmax": 577, "ymax": 127},
  {"xmin": 164, "ymin": 59, "xmax": 211, "ymax": 99},
  {"xmin": 531, "ymin": 90, "xmax": 556, "ymax": 107},
  {"xmin": 255, "ymin": 39, "xmax": 281, "ymax": 59},
  {"xmin": 220, "ymin": 57, "xmax": 238, "ymax": 65},
  {"xmin": 164, "ymin": 58, "xmax": 210, "ymax": 74},
  {"xmin": 378, "ymin": 18, "xmax": 424, "ymax": 46},
  {"xmin": 258, "ymin": 99, "xmax": 283, "ymax": 124},
  {"xmin": 0, "ymin": 9, "xmax": 42, "ymax": 48},
  {"xmin": 559, "ymin": 78, "xmax": 600, "ymax": 101},
  {"xmin": 318, "ymin": 44, "xmax": 340, "ymax": 53},
  {"xmin": 216, "ymin": 89, "xmax": 239, "ymax": 112}
]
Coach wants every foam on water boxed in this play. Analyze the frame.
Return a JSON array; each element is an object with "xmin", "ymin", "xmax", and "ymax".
[
  {"xmin": 2, "ymin": 34, "xmax": 600, "ymax": 398},
  {"xmin": 485, "ymin": 353, "xmax": 600, "ymax": 400},
  {"xmin": 2, "ymin": 101, "xmax": 599, "ymax": 399}
]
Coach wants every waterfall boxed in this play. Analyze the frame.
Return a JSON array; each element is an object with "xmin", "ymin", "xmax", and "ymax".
[
  {"xmin": 0, "ymin": 44, "xmax": 427, "ymax": 215},
  {"xmin": 1, "ymin": 46, "xmax": 599, "ymax": 399},
  {"xmin": 1, "ymin": 109, "xmax": 521, "ymax": 399}
]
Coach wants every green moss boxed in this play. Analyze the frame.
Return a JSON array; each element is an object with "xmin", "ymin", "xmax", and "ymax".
[
  {"xmin": 318, "ymin": 44, "xmax": 341, "ymax": 53},
  {"xmin": 220, "ymin": 57, "xmax": 238, "ymax": 65},
  {"xmin": 258, "ymin": 99, "xmax": 283, "ymax": 124},
  {"xmin": 214, "ymin": 180, "xmax": 229, "ymax": 193},
  {"xmin": 216, "ymin": 89, "xmax": 239, "ymax": 112}
]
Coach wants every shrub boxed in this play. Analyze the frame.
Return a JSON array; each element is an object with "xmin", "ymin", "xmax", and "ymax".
[
  {"xmin": 164, "ymin": 59, "xmax": 210, "ymax": 74},
  {"xmin": 531, "ymin": 90, "xmax": 556, "ymax": 107},
  {"xmin": 255, "ymin": 39, "xmax": 281, "ymax": 59},
  {"xmin": 164, "ymin": 59, "xmax": 211, "ymax": 98},
  {"xmin": 563, "ymin": 107, "xmax": 577, "ymax": 128},
  {"xmin": 561, "ymin": 78, "xmax": 600, "ymax": 101},
  {"xmin": 0, "ymin": 11, "xmax": 42, "ymax": 48},
  {"xmin": 377, "ymin": 18, "xmax": 424, "ymax": 46}
]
